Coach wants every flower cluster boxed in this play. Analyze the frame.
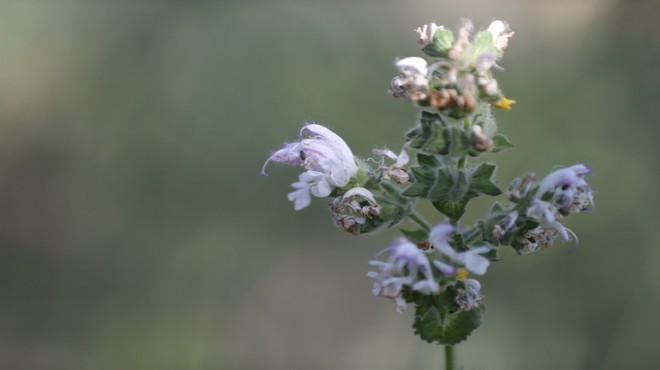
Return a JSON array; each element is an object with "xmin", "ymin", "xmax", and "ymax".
[
  {"xmin": 485, "ymin": 164, "xmax": 595, "ymax": 254},
  {"xmin": 390, "ymin": 19, "xmax": 515, "ymax": 118},
  {"xmin": 368, "ymin": 223, "xmax": 490, "ymax": 313},
  {"xmin": 264, "ymin": 18, "xmax": 595, "ymax": 349},
  {"xmin": 262, "ymin": 123, "xmax": 359, "ymax": 210},
  {"xmin": 263, "ymin": 123, "xmax": 412, "ymax": 235}
]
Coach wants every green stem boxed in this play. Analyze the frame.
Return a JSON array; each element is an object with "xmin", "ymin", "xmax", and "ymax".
[
  {"xmin": 445, "ymin": 345, "xmax": 456, "ymax": 370},
  {"xmin": 457, "ymin": 156, "xmax": 466, "ymax": 170},
  {"xmin": 409, "ymin": 211, "xmax": 431, "ymax": 232}
]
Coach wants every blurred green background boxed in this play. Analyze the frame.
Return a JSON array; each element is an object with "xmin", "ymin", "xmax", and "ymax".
[{"xmin": 0, "ymin": 0, "xmax": 658, "ymax": 369}]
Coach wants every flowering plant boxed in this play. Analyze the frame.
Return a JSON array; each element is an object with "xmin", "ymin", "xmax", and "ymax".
[{"xmin": 263, "ymin": 18, "xmax": 594, "ymax": 370}]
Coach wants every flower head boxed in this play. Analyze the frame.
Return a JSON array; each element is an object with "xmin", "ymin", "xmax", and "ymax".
[
  {"xmin": 415, "ymin": 23, "xmax": 440, "ymax": 45},
  {"xmin": 389, "ymin": 57, "xmax": 430, "ymax": 101},
  {"xmin": 393, "ymin": 19, "xmax": 515, "ymax": 117},
  {"xmin": 429, "ymin": 223, "xmax": 491, "ymax": 275},
  {"xmin": 264, "ymin": 123, "xmax": 359, "ymax": 210},
  {"xmin": 537, "ymin": 164, "xmax": 594, "ymax": 214},
  {"xmin": 455, "ymin": 278, "xmax": 484, "ymax": 311},
  {"xmin": 487, "ymin": 20, "xmax": 514, "ymax": 51},
  {"xmin": 368, "ymin": 238, "xmax": 439, "ymax": 313},
  {"xmin": 373, "ymin": 147, "xmax": 410, "ymax": 184},
  {"xmin": 330, "ymin": 187, "xmax": 381, "ymax": 235}
]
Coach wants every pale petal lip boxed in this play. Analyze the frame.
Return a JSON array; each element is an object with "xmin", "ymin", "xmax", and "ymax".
[
  {"xmin": 395, "ymin": 57, "xmax": 429, "ymax": 76},
  {"xmin": 429, "ymin": 223, "xmax": 456, "ymax": 247}
]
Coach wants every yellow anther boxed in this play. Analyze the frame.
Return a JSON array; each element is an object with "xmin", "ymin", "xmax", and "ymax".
[
  {"xmin": 456, "ymin": 268, "xmax": 469, "ymax": 280},
  {"xmin": 493, "ymin": 96, "xmax": 516, "ymax": 111}
]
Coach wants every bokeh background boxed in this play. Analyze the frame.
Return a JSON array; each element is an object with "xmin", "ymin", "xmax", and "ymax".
[{"xmin": 0, "ymin": 0, "xmax": 658, "ymax": 369}]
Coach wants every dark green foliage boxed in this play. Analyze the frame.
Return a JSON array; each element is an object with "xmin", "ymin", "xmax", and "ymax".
[{"xmin": 412, "ymin": 287, "xmax": 483, "ymax": 345}]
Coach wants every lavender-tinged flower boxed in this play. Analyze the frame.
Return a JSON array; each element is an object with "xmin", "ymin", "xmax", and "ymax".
[
  {"xmin": 263, "ymin": 123, "xmax": 359, "ymax": 210},
  {"xmin": 526, "ymin": 199, "xmax": 576, "ymax": 242},
  {"xmin": 455, "ymin": 278, "xmax": 484, "ymax": 311},
  {"xmin": 492, "ymin": 211, "xmax": 518, "ymax": 240},
  {"xmin": 368, "ymin": 238, "xmax": 439, "ymax": 313},
  {"xmin": 429, "ymin": 223, "xmax": 491, "ymax": 275},
  {"xmin": 521, "ymin": 164, "xmax": 594, "ymax": 247},
  {"xmin": 330, "ymin": 187, "xmax": 381, "ymax": 235},
  {"xmin": 373, "ymin": 147, "xmax": 410, "ymax": 184},
  {"xmin": 537, "ymin": 164, "xmax": 594, "ymax": 214},
  {"xmin": 507, "ymin": 173, "xmax": 535, "ymax": 202}
]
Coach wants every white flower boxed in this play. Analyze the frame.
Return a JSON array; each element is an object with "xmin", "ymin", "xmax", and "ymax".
[
  {"xmin": 395, "ymin": 57, "xmax": 429, "ymax": 76},
  {"xmin": 368, "ymin": 238, "xmax": 439, "ymax": 313},
  {"xmin": 330, "ymin": 187, "xmax": 381, "ymax": 234},
  {"xmin": 373, "ymin": 147, "xmax": 410, "ymax": 184},
  {"xmin": 429, "ymin": 223, "xmax": 491, "ymax": 275},
  {"xmin": 264, "ymin": 123, "xmax": 359, "ymax": 210},
  {"xmin": 415, "ymin": 23, "xmax": 440, "ymax": 45},
  {"xmin": 487, "ymin": 20, "xmax": 514, "ymax": 51},
  {"xmin": 389, "ymin": 57, "xmax": 430, "ymax": 101},
  {"xmin": 526, "ymin": 199, "xmax": 577, "ymax": 243}
]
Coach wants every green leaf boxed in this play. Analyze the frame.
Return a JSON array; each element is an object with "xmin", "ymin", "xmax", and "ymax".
[
  {"xmin": 469, "ymin": 163, "xmax": 502, "ymax": 196},
  {"xmin": 417, "ymin": 153, "xmax": 440, "ymax": 168},
  {"xmin": 401, "ymin": 182, "xmax": 431, "ymax": 198},
  {"xmin": 490, "ymin": 202, "xmax": 505, "ymax": 214},
  {"xmin": 492, "ymin": 134, "xmax": 514, "ymax": 152},
  {"xmin": 406, "ymin": 112, "xmax": 450, "ymax": 155},
  {"xmin": 410, "ymin": 166, "xmax": 436, "ymax": 183},
  {"xmin": 421, "ymin": 28, "xmax": 454, "ymax": 58},
  {"xmin": 402, "ymin": 182, "xmax": 431, "ymax": 198},
  {"xmin": 426, "ymin": 169, "xmax": 472, "ymax": 222},
  {"xmin": 470, "ymin": 31, "xmax": 499, "ymax": 61},
  {"xmin": 448, "ymin": 128, "xmax": 471, "ymax": 158},
  {"xmin": 412, "ymin": 290, "xmax": 483, "ymax": 345},
  {"xmin": 432, "ymin": 196, "xmax": 470, "ymax": 223}
]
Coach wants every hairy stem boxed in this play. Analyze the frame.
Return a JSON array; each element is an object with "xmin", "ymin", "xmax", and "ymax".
[{"xmin": 409, "ymin": 211, "xmax": 431, "ymax": 232}]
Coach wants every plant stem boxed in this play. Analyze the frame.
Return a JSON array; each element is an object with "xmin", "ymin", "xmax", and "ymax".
[
  {"xmin": 445, "ymin": 345, "xmax": 456, "ymax": 370},
  {"xmin": 409, "ymin": 211, "xmax": 431, "ymax": 232},
  {"xmin": 457, "ymin": 156, "xmax": 466, "ymax": 169}
]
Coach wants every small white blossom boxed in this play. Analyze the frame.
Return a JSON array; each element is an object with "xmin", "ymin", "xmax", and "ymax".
[
  {"xmin": 389, "ymin": 57, "xmax": 430, "ymax": 101},
  {"xmin": 264, "ymin": 123, "xmax": 359, "ymax": 210},
  {"xmin": 368, "ymin": 238, "xmax": 439, "ymax": 313},
  {"xmin": 526, "ymin": 199, "xmax": 576, "ymax": 242},
  {"xmin": 487, "ymin": 20, "xmax": 514, "ymax": 51},
  {"xmin": 448, "ymin": 18, "xmax": 474, "ymax": 60},
  {"xmin": 471, "ymin": 125, "xmax": 493, "ymax": 151},
  {"xmin": 429, "ymin": 223, "xmax": 491, "ymax": 275},
  {"xmin": 373, "ymin": 147, "xmax": 410, "ymax": 184},
  {"xmin": 493, "ymin": 211, "xmax": 518, "ymax": 240},
  {"xmin": 330, "ymin": 187, "xmax": 381, "ymax": 235},
  {"xmin": 396, "ymin": 57, "xmax": 429, "ymax": 76},
  {"xmin": 415, "ymin": 23, "xmax": 440, "ymax": 45}
]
